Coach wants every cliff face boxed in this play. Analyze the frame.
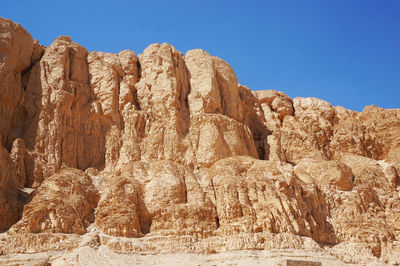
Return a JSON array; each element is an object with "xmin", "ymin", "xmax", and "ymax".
[{"xmin": 0, "ymin": 17, "xmax": 399, "ymax": 264}]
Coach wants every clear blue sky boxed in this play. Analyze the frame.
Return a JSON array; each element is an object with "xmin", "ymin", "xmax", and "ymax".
[{"xmin": 3, "ymin": 0, "xmax": 399, "ymax": 111}]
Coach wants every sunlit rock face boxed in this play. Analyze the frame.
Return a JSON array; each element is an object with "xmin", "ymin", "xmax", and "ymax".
[{"xmin": 0, "ymin": 16, "xmax": 400, "ymax": 265}]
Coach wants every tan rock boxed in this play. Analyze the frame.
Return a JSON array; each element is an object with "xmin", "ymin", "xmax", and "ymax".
[
  {"xmin": 294, "ymin": 159, "xmax": 354, "ymax": 191},
  {"xmin": 0, "ymin": 142, "xmax": 21, "ymax": 232},
  {"xmin": 387, "ymin": 144, "xmax": 400, "ymax": 166},
  {"xmin": 321, "ymin": 154, "xmax": 400, "ymax": 244},
  {"xmin": 252, "ymin": 90, "xmax": 291, "ymax": 136},
  {"xmin": 271, "ymin": 96, "xmax": 293, "ymax": 120},
  {"xmin": 117, "ymin": 49, "xmax": 139, "ymax": 110},
  {"xmin": 10, "ymin": 138, "xmax": 27, "ymax": 188},
  {"xmin": 136, "ymin": 43, "xmax": 190, "ymax": 126},
  {"xmin": 143, "ymin": 161, "xmax": 218, "ymax": 237},
  {"xmin": 94, "ymin": 173, "xmax": 141, "ymax": 238},
  {"xmin": 0, "ymin": 233, "xmax": 81, "ymax": 254},
  {"xmin": 238, "ymin": 85, "xmax": 269, "ymax": 159},
  {"xmin": 132, "ymin": 43, "xmax": 190, "ymax": 164},
  {"xmin": 0, "ymin": 18, "xmax": 34, "ymax": 75},
  {"xmin": 9, "ymin": 168, "xmax": 99, "ymax": 234},
  {"xmin": 185, "ymin": 49, "xmax": 221, "ymax": 116},
  {"xmin": 109, "ymin": 160, "xmax": 219, "ymax": 238},
  {"xmin": 279, "ymin": 97, "xmax": 335, "ymax": 164},
  {"xmin": 331, "ymin": 108, "xmax": 383, "ymax": 159},
  {"xmin": 205, "ymin": 156, "xmax": 336, "ymax": 244},
  {"xmin": 23, "ymin": 36, "xmax": 96, "ymax": 183},
  {"xmin": 253, "ymin": 90, "xmax": 293, "ymax": 121},
  {"xmin": 359, "ymin": 105, "xmax": 400, "ymax": 159},
  {"xmin": 212, "ymin": 56, "xmax": 243, "ymax": 122},
  {"xmin": 0, "ymin": 17, "xmax": 400, "ymax": 265},
  {"xmin": 188, "ymin": 114, "xmax": 258, "ymax": 167},
  {"xmin": 341, "ymin": 154, "xmax": 392, "ymax": 190},
  {"xmin": 88, "ymin": 51, "xmax": 122, "ymax": 120},
  {"xmin": 23, "ymin": 36, "xmax": 140, "ymax": 184},
  {"xmin": 0, "ymin": 17, "xmax": 36, "ymax": 148}
]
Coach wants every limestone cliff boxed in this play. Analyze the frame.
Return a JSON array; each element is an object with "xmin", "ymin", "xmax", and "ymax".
[{"xmin": 0, "ymin": 17, "xmax": 399, "ymax": 264}]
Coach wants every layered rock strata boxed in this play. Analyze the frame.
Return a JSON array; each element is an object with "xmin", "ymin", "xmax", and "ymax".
[{"xmin": 0, "ymin": 17, "xmax": 399, "ymax": 264}]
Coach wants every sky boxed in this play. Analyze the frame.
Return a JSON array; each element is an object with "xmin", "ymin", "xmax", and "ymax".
[{"xmin": 2, "ymin": 0, "xmax": 399, "ymax": 111}]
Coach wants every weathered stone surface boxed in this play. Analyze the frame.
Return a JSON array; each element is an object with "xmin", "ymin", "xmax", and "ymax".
[
  {"xmin": 22, "ymin": 37, "xmax": 139, "ymax": 185},
  {"xmin": 0, "ymin": 17, "xmax": 399, "ymax": 265},
  {"xmin": 94, "ymin": 172, "xmax": 141, "ymax": 238},
  {"xmin": 204, "ymin": 156, "xmax": 336, "ymax": 244},
  {"xmin": 0, "ymin": 18, "xmax": 33, "ymax": 147},
  {"xmin": 0, "ymin": 141, "xmax": 22, "ymax": 232},
  {"xmin": 9, "ymin": 168, "xmax": 99, "ymax": 234},
  {"xmin": 187, "ymin": 114, "xmax": 258, "ymax": 167},
  {"xmin": 185, "ymin": 49, "xmax": 221, "ymax": 116},
  {"xmin": 294, "ymin": 159, "xmax": 354, "ymax": 191},
  {"xmin": 23, "ymin": 36, "xmax": 98, "ymax": 184},
  {"xmin": 106, "ymin": 160, "xmax": 219, "ymax": 238},
  {"xmin": 143, "ymin": 161, "xmax": 218, "ymax": 237},
  {"xmin": 10, "ymin": 138, "xmax": 27, "ymax": 188},
  {"xmin": 253, "ymin": 90, "xmax": 293, "ymax": 130},
  {"xmin": 117, "ymin": 44, "xmax": 259, "ymax": 168},
  {"xmin": 279, "ymin": 97, "xmax": 336, "ymax": 164},
  {"xmin": 322, "ymin": 154, "xmax": 400, "ymax": 245}
]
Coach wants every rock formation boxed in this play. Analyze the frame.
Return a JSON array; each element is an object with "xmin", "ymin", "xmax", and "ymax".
[
  {"xmin": 0, "ymin": 17, "xmax": 399, "ymax": 264},
  {"xmin": 9, "ymin": 167, "xmax": 98, "ymax": 235}
]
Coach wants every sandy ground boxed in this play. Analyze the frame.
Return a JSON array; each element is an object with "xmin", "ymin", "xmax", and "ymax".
[{"xmin": 0, "ymin": 246, "xmax": 364, "ymax": 266}]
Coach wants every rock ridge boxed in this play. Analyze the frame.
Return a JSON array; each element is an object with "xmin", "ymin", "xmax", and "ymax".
[{"xmin": 0, "ymin": 17, "xmax": 399, "ymax": 264}]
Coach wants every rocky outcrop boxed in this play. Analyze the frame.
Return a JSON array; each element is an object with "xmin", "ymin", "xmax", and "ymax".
[
  {"xmin": 0, "ymin": 17, "xmax": 39, "ymax": 149},
  {"xmin": 204, "ymin": 157, "xmax": 336, "ymax": 244},
  {"xmin": 0, "ymin": 141, "xmax": 22, "ymax": 232},
  {"xmin": 95, "ymin": 161, "xmax": 218, "ymax": 238},
  {"xmin": 294, "ymin": 159, "xmax": 354, "ymax": 191},
  {"xmin": 94, "ymin": 172, "xmax": 142, "ymax": 238},
  {"xmin": 0, "ymin": 17, "xmax": 399, "ymax": 264},
  {"xmin": 9, "ymin": 168, "xmax": 98, "ymax": 234},
  {"xmin": 23, "ymin": 37, "xmax": 112, "ymax": 185}
]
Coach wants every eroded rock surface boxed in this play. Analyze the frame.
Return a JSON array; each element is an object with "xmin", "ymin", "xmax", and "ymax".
[
  {"xmin": 9, "ymin": 168, "xmax": 98, "ymax": 234},
  {"xmin": 0, "ymin": 141, "xmax": 22, "ymax": 232},
  {"xmin": 0, "ymin": 17, "xmax": 400, "ymax": 265}
]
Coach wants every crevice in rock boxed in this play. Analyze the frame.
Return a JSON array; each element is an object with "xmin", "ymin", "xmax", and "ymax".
[
  {"xmin": 18, "ymin": 188, "xmax": 36, "ymax": 207},
  {"xmin": 21, "ymin": 47, "xmax": 45, "ymax": 91},
  {"xmin": 136, "ymin": 59, "xmax": 142, "ymax": 82},
  {"xmin": 135, "ymin": 181, "xmax": 152, "ymax": 235},
  {"xmin": 250, "ymin": 121, "xmax": 271, "ymax": 160},
  {"xmin": 215, "ymin": 71, "xmax": 226, "ymax": 116}
]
